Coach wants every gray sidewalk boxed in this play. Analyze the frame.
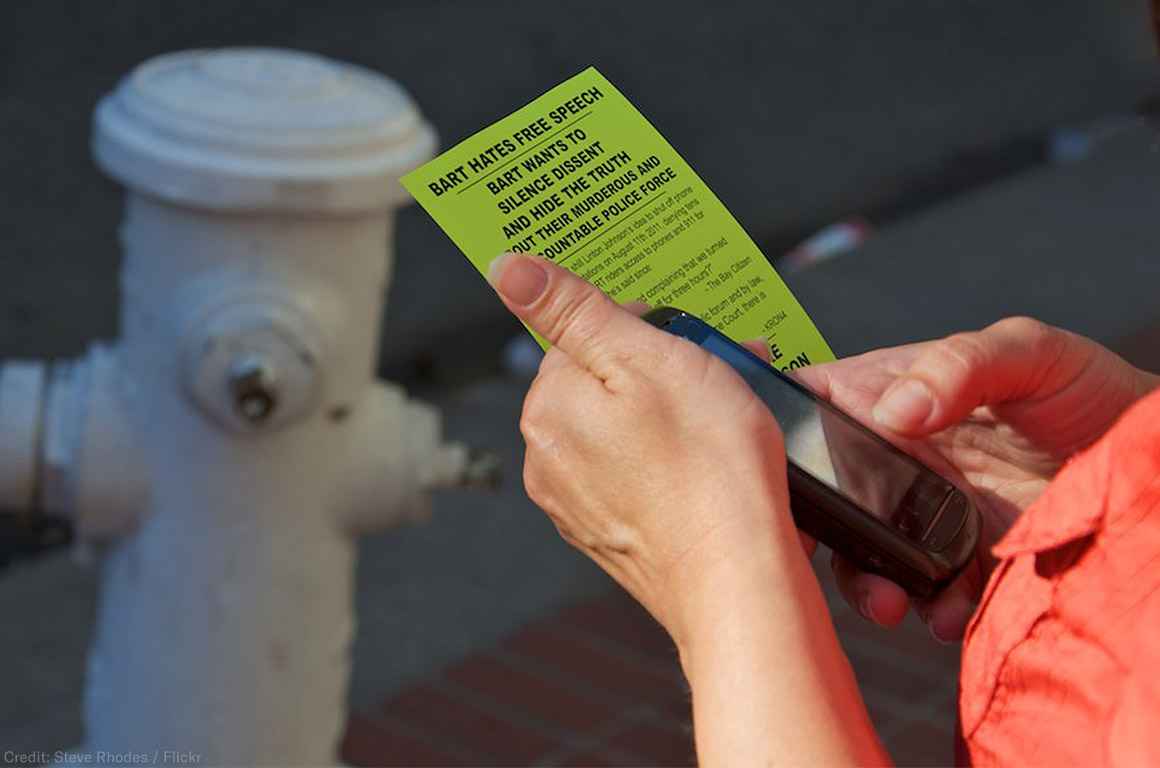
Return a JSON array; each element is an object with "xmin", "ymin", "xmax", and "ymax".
[{"xmin": 787, "ymin": 122, "xmax": 1160, "ymax": 363}]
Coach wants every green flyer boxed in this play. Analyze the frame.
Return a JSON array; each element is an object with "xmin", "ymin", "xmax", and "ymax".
[{"xmin": 401, "ymin": 67, "xmax": 833, "ymax": 370}]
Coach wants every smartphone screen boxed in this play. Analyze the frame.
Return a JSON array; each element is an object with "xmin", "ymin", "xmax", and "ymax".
[{"xmin": 698, "ymin": 333, "xmax": 953, "ymax": 542}]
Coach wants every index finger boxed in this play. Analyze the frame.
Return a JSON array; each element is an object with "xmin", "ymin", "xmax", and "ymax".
[{"xmin": 487, "ymin": 251, "xmax": 663, "ymax": 378}]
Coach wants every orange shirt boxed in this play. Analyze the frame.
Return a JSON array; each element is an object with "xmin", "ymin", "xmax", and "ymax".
[{"xmin": 960, "ymin": 387, "xmax": 1160, "ymax": 766}]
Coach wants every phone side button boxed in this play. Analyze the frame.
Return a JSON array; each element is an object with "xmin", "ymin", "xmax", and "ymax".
[{"xmin": 924, "ymin": 492, "xmax": 968, "ymax": 551}]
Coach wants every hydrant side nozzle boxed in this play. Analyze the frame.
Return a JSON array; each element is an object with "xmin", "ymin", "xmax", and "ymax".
[
  {"xmin": 421, "ymin": 442, "xmax": 504, "ymax": 492},
  {"xmin": 0, "ymin": 359, "xmax": 79, "ymax": 570},
  {"xmin": 0, "ymin": 512, "xmax": 74, "ymax": 573},
  {"xmin": 397, "ymin": 401, "xmax": 504, "ymax": 492},
  {"xmin": 0, "ymin": 361, "xmax": 47, "ymax": 512},
  {"xmin": 66, "ymin": 344, "xmax": 149, "ymax": 538},
  {"xmin": 1, "ymin": 345, "xmax": 150, "ymax": 543}
]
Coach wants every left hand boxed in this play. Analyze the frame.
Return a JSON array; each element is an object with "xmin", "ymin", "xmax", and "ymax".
[{"xmin": 487, "ymin": 252, "xmax": 811, "ymax": 644}]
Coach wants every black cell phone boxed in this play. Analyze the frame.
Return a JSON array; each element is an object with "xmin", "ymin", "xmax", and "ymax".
[{"xmin": 644, "ymin": 307, "xmax": 979, "ymax": 598}]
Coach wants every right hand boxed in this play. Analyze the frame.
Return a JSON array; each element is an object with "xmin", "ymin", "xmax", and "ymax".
[{"xmin": 793, "ymin": 317, "xmax": 1158, "ymax": 642}]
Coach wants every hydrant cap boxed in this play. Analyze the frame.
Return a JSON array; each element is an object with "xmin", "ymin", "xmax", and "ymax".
[{"xmin": 93, "ymin": 48, "xmax": 437, "ymax": 213}]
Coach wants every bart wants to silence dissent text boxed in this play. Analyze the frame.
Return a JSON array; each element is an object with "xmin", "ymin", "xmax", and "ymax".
[
  {"xmin": 422, "ymin": 85, "xmax": 679, "ymax": 265},
  {"xmin": 424, "ymin": 85, "xmax": 605, "ymax": 199},
  {"xmin": 402, "ymin": 67, "xmax": 833, "ymax": 370}
]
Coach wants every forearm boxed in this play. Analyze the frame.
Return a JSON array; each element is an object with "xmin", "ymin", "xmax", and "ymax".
[{"xmin": 674, "ymin": 521, "xmax": 889, "ymax": 767}]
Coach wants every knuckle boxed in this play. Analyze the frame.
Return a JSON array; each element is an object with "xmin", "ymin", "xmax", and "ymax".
[
  {"xmin": 665, "ymin": 336, "xmax": 702, "ymax": 368},
  {"xmin": 656, "ymin": 336, "xmax": 710, "ymax": 385},
  {"xmin": 519, "ymin": 388, "xmax": 549, "ymax": 444},
  {"xmin": 541, "ymin": 288, "xmax": 610, "ymax": 356},
  {"xmin": 594, "ymin": 522, "xmax": 635, "ymax": 556},
  {"xmin": 518, "ymin": 412, "xmax": 534, "ymax": 444},
  {"xmin": 991, "ymin": 315, "xmax": 1048, "ymax": 339},
  {"xmin": 748, "ymin": 339, "xmax": 772, "ymax": 362},
  {"xmin": 991, "ymin": 315, "xmax": 1065, "ymax": 360},
  {"xmin": 540, "ymin": 347, "xmax": 568, "ymax": 371},
  {"xmin": 739, "ymin": 397, "xmax": 781, "ymax": 440},
  {"xmin": 553, "ymin": 521, "xmax": 581, "ymax": 548},
  {"xmin": 521, "ymin": 456, "xmax": 544, "ymax": 504},
  {"xmin": 605, "ymin": 343, "xmax": 642, "ymax": 373},
  {"xmin": 932, "ymin": 332, "xmax": 992, "ymax": 378}
]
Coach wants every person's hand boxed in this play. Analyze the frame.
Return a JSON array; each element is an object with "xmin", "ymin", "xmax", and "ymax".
[
  {"xmin": 486, "ymin": 252, "xmax": 812, "ymax": 645},
  {"xmin": 794, "ymin": 317, "xmax": 1159, "ymax": 642}
]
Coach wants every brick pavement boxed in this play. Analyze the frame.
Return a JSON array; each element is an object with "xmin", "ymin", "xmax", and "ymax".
[{"xmin": 342, "ymin": 557, "xmax": 960, "ymax": 767}]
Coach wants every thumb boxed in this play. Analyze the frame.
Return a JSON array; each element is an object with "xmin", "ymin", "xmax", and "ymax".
[
  {"xmin": 871, "ymin": 316, "xmax": 1074, "ymax": 435},
  {"xmin": 486, "ymin": 252, "xmax": 655, "ymax": 378}
]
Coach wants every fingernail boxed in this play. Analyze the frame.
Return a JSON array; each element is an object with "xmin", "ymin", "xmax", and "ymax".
[
  {"xmin": 929, "ymin": 620, "xmax": 957, "ymax": 646},
  {"xmin": 928, "ymin": 596, "xmax": 975, "ymax": 645},
  {"xmin": 488, "ymin": 252, "xmax": 547, "ymax": 307},
  {"xmin": 914, "ymin": 605, "xmax": 951, "ymax": 644},
  {"xmin": 872, "ymin": 378, "xmax": 933, "ymax": 432},
  {"xmin": 858, "ymin": 593, "xmax": 880, "ymax": 625}
]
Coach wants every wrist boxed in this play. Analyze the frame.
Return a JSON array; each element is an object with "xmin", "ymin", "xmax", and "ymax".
[{"xmin": 662, "ymin": 505, "xmax": 809, "ymax": 675}]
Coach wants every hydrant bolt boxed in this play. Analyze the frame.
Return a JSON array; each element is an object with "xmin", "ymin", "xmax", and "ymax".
[
  {"xmin": 182, "ymin": 298, "xmax": 324, "ymax": 435},
  {"xmin": 228, "ymin": 356, "xmax": 279, "ymax": 425}
]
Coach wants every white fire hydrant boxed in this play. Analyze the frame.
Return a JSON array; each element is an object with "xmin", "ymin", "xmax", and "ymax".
[{"xmin": 0, "ymin": 48, "xmax": 495, "ymax": 765}]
